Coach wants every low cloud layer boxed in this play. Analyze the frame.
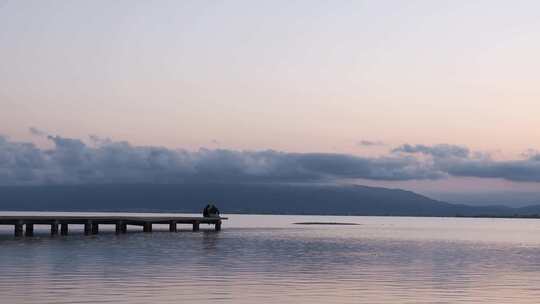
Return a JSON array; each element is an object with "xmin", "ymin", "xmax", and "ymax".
[
  {"xmin": 0, "ymin": 130, "xmax": 539, "ymax": 185},
  {"xmin": 358, "ymin": 140, "xmax": 385, "ymax": 147},
  {"xmin": 393, "ymin": 144, "xmax": 470, "ymax": 158}
]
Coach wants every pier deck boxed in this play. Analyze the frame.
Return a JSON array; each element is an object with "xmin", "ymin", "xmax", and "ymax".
[{"xmin": 0, "ymin": 214, "xmax": 227, "ymax": 236}]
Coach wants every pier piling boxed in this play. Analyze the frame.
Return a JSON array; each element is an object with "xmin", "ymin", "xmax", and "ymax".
[
  {"xmin": 61, "ymin": 223, "xmax": 68, "ymax": 235},
  {"xmin": 14, "ymin": 222, "xmax": 23, "ymax": 237},
  {"xmin": 84, "ymin": 221, "xmax": 92, "ymax": 235},
  {"xmin": 115, "ymin": 221, "xmax": 125, "ymax": 234},
  {"xmin": 169, "ymin": 221, "xmax": 177, "ymax": 232},
  {"xmin": 25, "ymin": 224, "xmax": 34, "ymax": 237},
  {"xmin": 193, "ymin": 221, "xmax": 200, "ymax": 231},
  {"xmin": 143, "ymin": 222, "xmax": 152, "ymax": 233},
  {"xmin": 51, "ymin": 222, "xmax": 59, "ymax": 236},
  {"xmin": 91, "ymin": 223, "xmax": 99, "ymax": 234}
]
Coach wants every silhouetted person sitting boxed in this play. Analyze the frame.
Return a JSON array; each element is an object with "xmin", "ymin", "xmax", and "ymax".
[
  {"xmin": 203, "ymin": 203, "xmax": 220, "ymax": 217},
  {"xmin": 203, "ymin": 204, "xmax": 211, "ymax": 217},
  {"xmin": 207, "ymin": 204, "xmax": 220, "ymax": 217}
]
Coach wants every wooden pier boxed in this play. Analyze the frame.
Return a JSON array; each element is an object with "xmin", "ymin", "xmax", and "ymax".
[{"xmin": 0, "ymin": 214, "xmax": 227, "ymax": 237}]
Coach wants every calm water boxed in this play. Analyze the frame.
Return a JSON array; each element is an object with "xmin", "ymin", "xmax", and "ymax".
[{"xmin": 2, "ymin": 213, "xmax": 540, "ymax": 303}]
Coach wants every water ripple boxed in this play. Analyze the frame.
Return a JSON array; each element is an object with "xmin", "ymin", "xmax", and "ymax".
[{"xmin": 2, "ymin": 215, "xmax": 540, "ymax": 303}]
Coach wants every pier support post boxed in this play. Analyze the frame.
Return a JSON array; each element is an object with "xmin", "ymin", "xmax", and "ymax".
[
  {"xmin": 14, "ymin": 222, "xmax": 23, "ymax": 237},
  {"xmin": 84, "ymin": 221, "xmax": 92, "ymax": 235},
  {"xmin": 215, "ymin": 220, "xmax": 222, "ymax": 231},
  {"xmin": 116, "ymin": 221, "xmax": 127, "ymax": 234},
  {"xmin": 169, "ymin": 221, "xmax": 177, "ymax": 232},
  {"xmin": 51, "ymin": 221, "xmax": 59, "ymax": 236},
  {"xmin": 143, "ymin": 222, "xmax": 152, "ymax": 233},
  {"xmin": 192, "ymin": 221, "xmax": 200, "ymax": 231},
  {"xmin": 91, "ymin": 223, "xmax": 99, "ymax": 234},
  {"xmin": 61, "ymin": 223, "xmax": 68, "ymax": 235},
  {"xmin": 25, "ymin": 223, "xmax": 34, "ymax": 237}
]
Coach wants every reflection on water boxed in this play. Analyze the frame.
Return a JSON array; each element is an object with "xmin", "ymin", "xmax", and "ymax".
[{"xmin": 2, "ymin": 214, "xmax": 540, "ymax": 303}]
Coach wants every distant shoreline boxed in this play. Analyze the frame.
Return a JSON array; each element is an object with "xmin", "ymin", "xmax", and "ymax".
[{"xmin": 2, "ymin": 210, "xmax": 540, "ymax": 220}]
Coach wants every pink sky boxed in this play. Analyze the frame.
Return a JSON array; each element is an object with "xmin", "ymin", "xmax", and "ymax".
[{"xmin": 1, "ymin": 1, "xmax": 540, "ymax": 202}]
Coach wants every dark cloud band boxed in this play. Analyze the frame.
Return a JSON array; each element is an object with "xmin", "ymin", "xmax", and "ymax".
[{"xmin": 0, "ymin": 132, "xmax": 539, "ymax": 185}]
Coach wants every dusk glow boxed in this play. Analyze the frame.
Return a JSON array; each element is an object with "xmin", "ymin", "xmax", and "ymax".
[
  {"xmin": 2, "ymin": 1, "xmax": 540, "ymax": 152},
  {"xmin": 3, "ymin": 1, "xmax": 540, "ymax": 204},
  {"xmin": 3, "ymin": 2, "xmax": 540, "ymax": 303}
]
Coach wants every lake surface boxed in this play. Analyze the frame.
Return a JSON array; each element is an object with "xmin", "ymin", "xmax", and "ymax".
[{"xmin": 2, "ymin": 213, "xmax": 540, "ymax": 303}]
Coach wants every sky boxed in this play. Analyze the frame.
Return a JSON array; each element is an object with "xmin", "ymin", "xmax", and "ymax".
[{"xmin": 1, "ymin": 1, "xmax": 540, "ymax": 205}]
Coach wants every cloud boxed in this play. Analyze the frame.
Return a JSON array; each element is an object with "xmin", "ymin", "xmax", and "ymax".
[
  {"xmin": 0, "ymin": 131, "xmax": 540, "ymax": 185},
  {"xmin": 393, "ymin": 144, "xmax": 470, "ymax": 158},
  {"xmin": 443, "ymin": 157, "xmax": 540, "ymax": 182},
  {"xmin": 358, "ymin": 140, "xmax": 385, "ymax": 147},
  {"xmin": 0, "ymin": 132, "xmax": 444, "ymax": 185},
  {"xmin": 29, "ymin": 127, "xmax": 47, "ymax": 137}
]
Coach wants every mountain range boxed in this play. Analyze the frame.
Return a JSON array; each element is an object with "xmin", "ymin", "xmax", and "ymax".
[{"xmin": 1, "ymin": 183, "xmax": 540, "ymax": 217}]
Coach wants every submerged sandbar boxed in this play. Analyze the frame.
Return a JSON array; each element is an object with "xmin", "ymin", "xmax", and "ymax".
[{"xmin": 293, "ymin": 222, "xmax": 360, "ymax": 225}]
